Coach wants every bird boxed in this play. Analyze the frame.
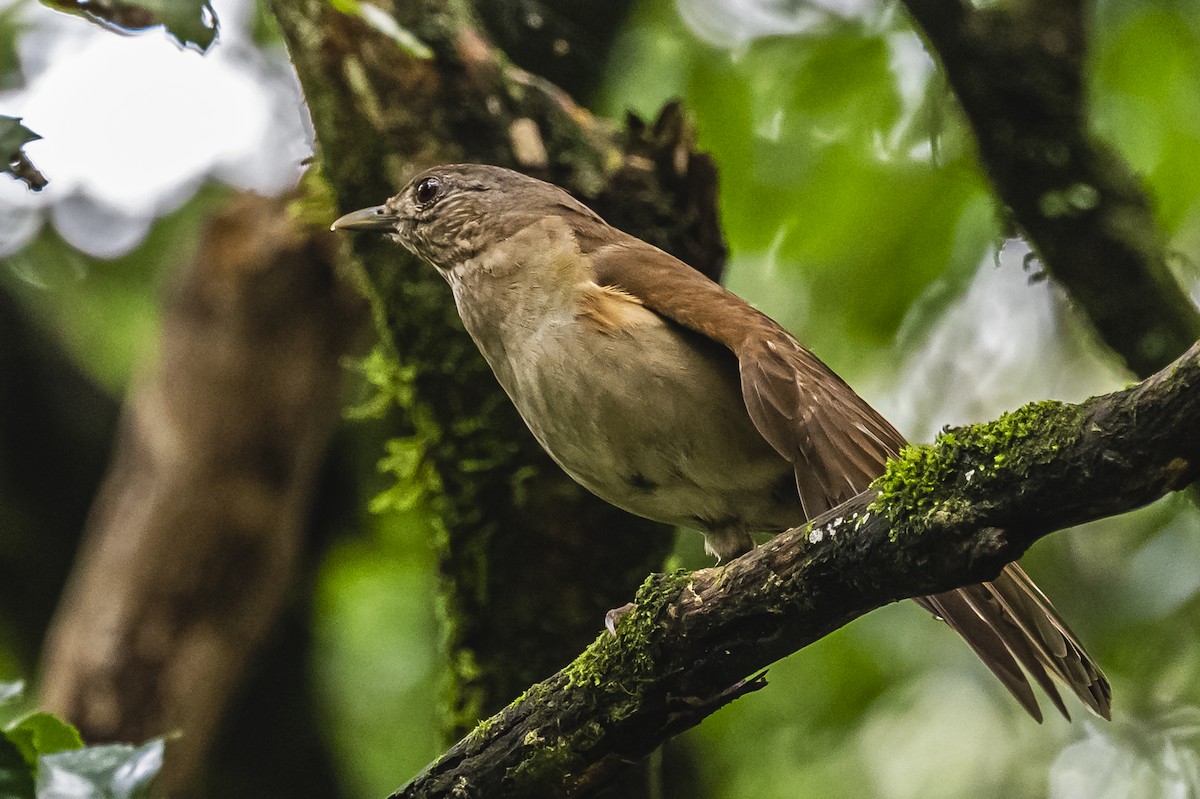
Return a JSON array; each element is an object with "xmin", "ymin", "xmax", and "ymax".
[{"xmin": 332, "ymin": 163, "xmax": 1112, "ymax": 722}]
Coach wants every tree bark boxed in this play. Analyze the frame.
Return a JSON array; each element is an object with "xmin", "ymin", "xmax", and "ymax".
[{"xmin": 393, "ymin": 337, "xmax": 1200, "ymax": 798}]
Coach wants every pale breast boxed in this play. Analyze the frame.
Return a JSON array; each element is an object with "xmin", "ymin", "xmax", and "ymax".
[
  {"xmin": 447, "ymin": 219, "xmax": 803, "ymax": 535},
  {"xmin": 500, "ymin": 284, "xmax": 803, "ymax": 534}
]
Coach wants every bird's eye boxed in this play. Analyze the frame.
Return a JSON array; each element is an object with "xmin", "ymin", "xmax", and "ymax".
[{"xmin": 415, "ymin": 176, "xmax": 443, "ymax": 205}]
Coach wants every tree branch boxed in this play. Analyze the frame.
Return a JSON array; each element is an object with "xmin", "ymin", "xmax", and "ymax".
[
  {"xmin": 902, "ymin": 0, "xmax": 1200, "ymax": 376},
  {"xmin": 393, "ymin": 338, "xmax": 1200, "ymax": 798}
]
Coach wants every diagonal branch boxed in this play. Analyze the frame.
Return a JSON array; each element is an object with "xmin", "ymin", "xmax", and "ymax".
[
  {"xmin": 392, "ymin": 338, "xmax": 1200, "ymax": 798},
  {"xmin": 902, "ymin": 0, "xmax": 1200, "ymax": 377}
]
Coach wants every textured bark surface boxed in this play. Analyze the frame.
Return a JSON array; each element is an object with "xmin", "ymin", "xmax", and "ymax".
[
  {"xmin": 475, "ymin": 0, "xmax": 639, "ymax": 100},
  {"xmin": 267, "ymin": 0, "xmax": 722, "ymax": 741},
  {"xmin": 393, "ymin": 338, "xmax": 1200, "ymax": 798},
  {"xmin": 38, "ymin": 194, "xmax": 364, "ymax": 796},
  {"xmin": 902, "ymin": 0, "xmax": 1200, "ymax": 377}
]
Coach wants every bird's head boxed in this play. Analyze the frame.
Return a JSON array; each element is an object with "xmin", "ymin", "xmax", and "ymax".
[{"xmin": 331, "ymin": 164, "xmax": 603, "ymax": 273}]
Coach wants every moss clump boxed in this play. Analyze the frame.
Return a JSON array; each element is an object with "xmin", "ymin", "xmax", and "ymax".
[
  {"xmin": 493, "ymin": 684, "xmax": 609, "ymax": 794},
  {"xmin": 562, "ymin": 569, "xmax": 692, "ymax": 693},
  {"xmin": 465, "ymin": 713, "xmax": 497, "ymax": 743},
  {"xmin": 505, "ymin": 734, "xmax": 577, "ymax": 795},
  {"xmin": 870, "ymin": 400, "xmax": 1084, "ymax": 536}
]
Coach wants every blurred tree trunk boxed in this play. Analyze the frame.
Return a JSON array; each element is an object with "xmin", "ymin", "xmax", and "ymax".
[{"xmin": 37, "ymin": 193, "xmax": 366, "ymax": 797}]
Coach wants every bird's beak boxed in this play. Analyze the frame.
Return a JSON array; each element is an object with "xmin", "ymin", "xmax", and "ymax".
[{"xmin": 330, "ymin": 205, "xmax": 397, "ymax": 232}]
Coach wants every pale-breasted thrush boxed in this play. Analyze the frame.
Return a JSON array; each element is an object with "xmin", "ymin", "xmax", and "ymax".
[{"xmin": 333, "ymin": 163, "xmax": 1111, "ymax": 722}]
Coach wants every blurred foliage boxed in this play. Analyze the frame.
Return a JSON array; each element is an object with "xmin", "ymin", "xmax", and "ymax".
[
  {"xmin": 39, "ymin": 0, "xmax": 218, "ymax": 51},
  {"xmin": 311, "ymin": 345, "xmax": 446, "ymax": 796},
  {"xmin": 1090, "ymin": 0, "xmax": 1200, "ymax": 258},
  {"xmin": 0, "ymin": 184, "xmax": 230, "ymax": 392},
  {"xmin": 0, "ymin": 2, "xmax": 26, "ymax": 91},
  {"xmin": 0, "ymin": 680, "xmax": 163, "ymax": 799},
  {"xmin": 598, "ymin": 6, "xmax": 995, "ymax": 379},
  {"xmin": 0, "ymin": 116, "xmax": 46, "ymax": 191},
  {"xmin": 1, "ymin": 0, "xmax": 1199, "ymax": 797},
  {"xmin": 312, "ymin": 505, "xmax": 442, "ymax": 799}
]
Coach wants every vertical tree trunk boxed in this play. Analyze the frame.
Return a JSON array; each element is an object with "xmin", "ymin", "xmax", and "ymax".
[
  {"xmin": 267, "ymin": 0, "xmax": 720, "ymax": 748},
  {"xmin": 38, "ymin": 194, "xmax": 364, "ymax": 796}
]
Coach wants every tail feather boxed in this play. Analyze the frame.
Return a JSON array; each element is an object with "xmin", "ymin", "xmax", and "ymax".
[
  {"xmin": 956, "ymin": 580, "xmax": 1071, "ymax": 720},
  {"xmin": 914, "ymin": 590, "xmax": 1048, "ymax": 722},
  {"xmin": 989, "ymin": 564, "xmax": 1112, "ymax": 718},
  {"xmin": 917, "ymin": 563, "xmax": 1111, "ymax": 722}
]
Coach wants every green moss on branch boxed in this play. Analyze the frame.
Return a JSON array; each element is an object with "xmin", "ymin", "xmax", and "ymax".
[{"xmin": 871, "ymin": 400, "xmax": 1087, "ymax": 537}]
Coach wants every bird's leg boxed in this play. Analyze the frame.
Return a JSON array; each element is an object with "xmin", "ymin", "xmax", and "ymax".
[
  {"xmin": 702, "ymin": 525, "xmax": 755, "ymax": 563},
  {"xmin": 606, "ymin": 526, "xmax": 755, "ymax": 637}
]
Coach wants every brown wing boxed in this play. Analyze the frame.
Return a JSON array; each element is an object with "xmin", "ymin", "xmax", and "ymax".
[
  {"xmin": 588, "ymin": 237, "xmax": 903, "ymax": 517},
  {"xmin": 738, "ymin": 335, "xmax": 904, "ymax": 517},
  {"xmin": 583, "ymin": 230, "xmax": 1110, "ymax": 721}
]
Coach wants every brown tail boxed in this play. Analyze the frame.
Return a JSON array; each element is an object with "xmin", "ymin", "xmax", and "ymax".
[{"xmin": 915, "ymin": 563, "xmax": 1112, "ymax": 722}]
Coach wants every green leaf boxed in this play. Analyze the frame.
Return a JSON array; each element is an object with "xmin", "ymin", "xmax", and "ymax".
[
  {"xmin": 4, "ymin": 714, "xmax": 84, "ymax": 767},
  {"xmin": 0, "ymin": 735, "xmax": 33, "ymax": 799},
  {"xmin": 36, "ymin": 739, "xmax": 164, "ymax": 799},
  {"xmin": 38, "ymin": 0, "xmax": 218, "ymax": 52},
  {"xmin": 0, "ymin": 117, "xmax": 46, "ymax": 192}
]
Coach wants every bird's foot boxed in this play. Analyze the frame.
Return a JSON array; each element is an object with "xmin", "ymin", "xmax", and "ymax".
[{"xmin": 604, "ymin": 602, "xmax": 635, "ymax": 636}]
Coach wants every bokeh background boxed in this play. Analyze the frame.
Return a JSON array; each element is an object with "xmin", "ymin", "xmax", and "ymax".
[{"xmin": 2, "ymin": 0, "xmax": 1200, "ymax": 796}]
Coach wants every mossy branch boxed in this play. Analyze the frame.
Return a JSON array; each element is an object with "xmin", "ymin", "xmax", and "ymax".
[
  {"xmin": 901, "ymin": 0, "xmax": 1200, "ymax": 377},
  {"xmin": 393, "ymin": 339, "xmax": 1200, "ymax": 798}
]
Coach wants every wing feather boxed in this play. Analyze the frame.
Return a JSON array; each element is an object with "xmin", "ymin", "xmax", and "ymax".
[{"xmin": 589, "ymin": 237, "xmax": 904, "ymax": 515}]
